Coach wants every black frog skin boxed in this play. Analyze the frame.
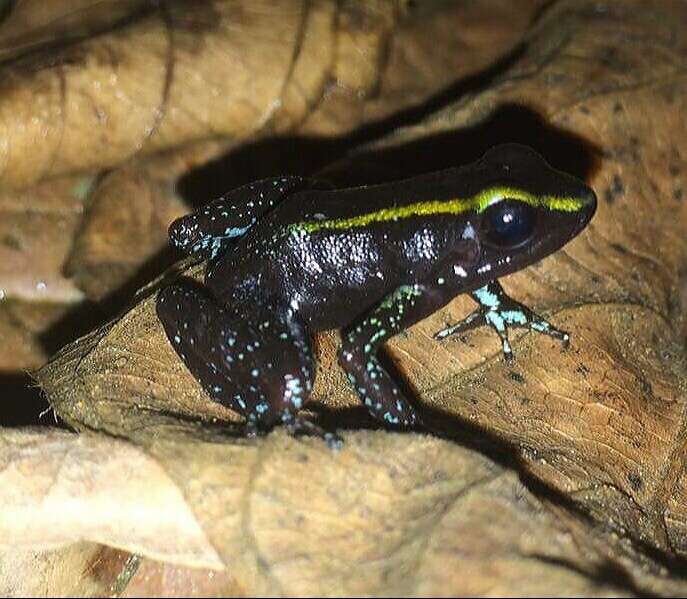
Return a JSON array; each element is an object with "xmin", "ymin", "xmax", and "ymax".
[{"xmin": 156, "ymin": 144, "xmax": 596, "ymax": 444}]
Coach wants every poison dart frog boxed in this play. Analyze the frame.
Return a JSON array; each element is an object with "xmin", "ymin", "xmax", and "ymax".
[{"xmin": 156, "ymin": 144, "xmax": 596, "ymax": 445}]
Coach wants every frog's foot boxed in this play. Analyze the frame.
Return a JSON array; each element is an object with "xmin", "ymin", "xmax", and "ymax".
[
  {"xmin": 282, "ymin": 413, "xmax": 344, "ymax": 450},
  {"xmin": 340, "ymin": 353, "xmax": 422, "ymax": 429},
  {"xmin": 240, "ymin": 421, "xmax": 261, "ymax": 439},
  {"xmin": 434, "ymin": 280, "xmax": 569, "ymax": 362}
]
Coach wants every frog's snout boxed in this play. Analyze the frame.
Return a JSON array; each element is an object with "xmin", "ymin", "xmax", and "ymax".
[{"xmin": 582, "ymin": 186, "xmax": 597, "ymax": 210}]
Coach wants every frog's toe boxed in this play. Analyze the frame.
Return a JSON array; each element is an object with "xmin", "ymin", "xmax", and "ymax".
[
  {"xmin": 530, "ymin": 318, "xmax": 570, "ymax": 346},
  {"xmin": 434, "ymin": 308, "xmax": 484, "ymax": 340},
  {"xmin": 283, "ymin": 414, "xmax": 344, "ymax": 449},
  {"xmin": 324, "ymin": 432, "xmax": 345, "ymax": 451},
  {"xmin": 243, "ymin": 421, "xmax": 260, "ymax": 438},
  {"xmin": 400, "ymin": 406, "xmax": 422, "ymax": 428}
]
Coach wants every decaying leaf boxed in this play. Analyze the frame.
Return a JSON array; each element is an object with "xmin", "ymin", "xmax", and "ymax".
[
  {"xmin": 5, "ymin": 0, "xmax": 687, "ymax": 596},
  {"xmin": 0, "ymin": 0, "xmax": 543, "ymax": 189},
  {"xmin": 0, "ymin": 542, "xmax": 138, "ymax": 597},
  {"xmin": 0, "ymin": 175, "xmax": 87, "ymax": 369},
  {"xmin": 0, "ymin": 428, "xmax": 645, "ymax": 597}
]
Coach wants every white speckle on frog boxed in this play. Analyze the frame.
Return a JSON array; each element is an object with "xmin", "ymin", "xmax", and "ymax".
[
  {"xmin": 462, "ymin": 223, "xmax": 476, "ymax": 240},
  {"xmin": 453, "ymin": 265, "xmax": 467, "ymax": 277}
]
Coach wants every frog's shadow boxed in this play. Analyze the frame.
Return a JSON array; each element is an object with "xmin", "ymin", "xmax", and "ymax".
[{"xmin": 178, "ymin": 103, "xmax": 602, "ymax": 206}]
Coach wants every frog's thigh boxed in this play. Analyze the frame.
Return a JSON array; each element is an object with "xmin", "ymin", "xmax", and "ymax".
[
  {"xmin": 156, "ymin": 283, "xmax": 314, "ymax": 427},
  {"xmin": 169, "ymin": 175, "xmax": 318, "ymax": 259},
  {"xmin": 339, "ymin": 283, "xmax": 446, "ymax": 427}
]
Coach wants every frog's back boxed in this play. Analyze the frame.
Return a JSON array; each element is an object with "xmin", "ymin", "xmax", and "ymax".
[{"xmin": 205, "ymin": 171, "xmax": 475, "ymax": 329}]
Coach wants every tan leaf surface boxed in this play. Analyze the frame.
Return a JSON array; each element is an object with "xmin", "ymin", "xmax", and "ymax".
[
  {"xmin": 0, "ymin": 543, "xmax": 142, "ymax": 597},
  {"xmin": 300, "ymin": 0, "xmax": 546, "ymax": 135},
  {"xmin": 0, "ymin": 429, "xmax": 221, "ymax": 566},
  {"xmin": 0, "ymin": 428, "xmax": 636, "ymax": 597},
  {"xmin": 0, "ymin": 0, "xmax": 542, "ymax": 189},
  {"xmin": 13, "ymin": 0, "xmax": 687, "ymax": 595},
  {"xmin": 0, "ymin": 176, "xmax": 86, "ymax": 304},
  {"xmin": 0, "ymin": 176, "xmax": 87, "ymax": 369},
  {"xmin": 0, "ymin": 0, "xmax": 151, "ymax": 57}
]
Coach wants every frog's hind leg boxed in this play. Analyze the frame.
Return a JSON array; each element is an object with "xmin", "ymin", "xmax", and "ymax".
[
  {"xmin": 157, "ymin": 282, "xmax": 339, "ymax": 445},
  {"xmin": 168, "ymin": 176, "xmax": 323, "ymax": 260}
]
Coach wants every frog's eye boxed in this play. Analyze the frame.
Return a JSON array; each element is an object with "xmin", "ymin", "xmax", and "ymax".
[{"xmin": 482, "ymin": 200, "xmax": 536, "ymax": 248}]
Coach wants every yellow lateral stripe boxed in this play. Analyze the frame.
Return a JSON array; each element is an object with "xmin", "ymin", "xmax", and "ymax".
[
  {"xmin": 294, "ymin": 186, "xmax": 584, "ymax": 233},
  {"xmin": 545, "ymin": 197, "xmax": 587, "ymax": 211}
]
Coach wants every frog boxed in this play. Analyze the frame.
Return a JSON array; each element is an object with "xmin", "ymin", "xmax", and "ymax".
[{"xmin": 156, "ymin": 144, "xmax": 596, "ymax": 445}]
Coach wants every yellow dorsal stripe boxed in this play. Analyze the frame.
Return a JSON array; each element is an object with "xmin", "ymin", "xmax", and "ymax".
[{"xmin": 293, "ymin": 187, "xmax": 584, "ymax": 234}]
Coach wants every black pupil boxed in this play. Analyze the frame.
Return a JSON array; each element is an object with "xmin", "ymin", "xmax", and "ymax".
[{"xmin": 484, "ymin": 200, "xmax": 535, "ymax": 247}]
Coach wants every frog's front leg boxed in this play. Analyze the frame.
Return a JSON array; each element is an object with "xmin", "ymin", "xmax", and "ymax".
[
  {"xmin": 434, "ymin": 280, "xmax": 569, "ymax": 362},
  {"xmin": 339, "ymin": 283, "xmax": 454, "ymax": 428},
  {"xmin": 169, "ymin": 176, "xmax": 320, "ymax": 260},
  {"xmin": 156, "ymin": 282, "xmax": 340, "ymax": 445}
]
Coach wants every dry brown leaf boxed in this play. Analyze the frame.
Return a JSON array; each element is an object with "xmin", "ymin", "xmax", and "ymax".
[
  {"xmin": 0, "ymin": 0, "xmax": 543, "ymax": 189},
  {"xmin": 0, "ymin": 429, "xmax": 222, "ymax": 566},
  {"xmin": 0, "ymin": 429, "xmax": 637, "ymax": 597},
  {"xmin": 119, "ymin": 557, "xmax": 240, "ymax": 598},
  {"xmin": 0, "ymin": 175, "xmax": 87, "ymax": 369},
  {"xmin": 301, "ymin": 0, "xmax": 547, "ymax": 135},
  {"xmin": 0, "ymin": 0, "xmax": 317, "ymax": 188},
  {"xmin": 0, "ymin": 302, "xmax": 73, "ymax": 371},
  {"xmin": 14, "ymin": 0, "xmax": 687, "ymax": 595},
  {"xmin": 0, "ymin": 543, "xmax": 139, "ymax": 597},
  {"xmin": 0, "ymin": 176, "xmax": 86, "ymax": 304},
  {"xmin": 0, "ymin": 0, "xmax": 151, "ymax": 58}
]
